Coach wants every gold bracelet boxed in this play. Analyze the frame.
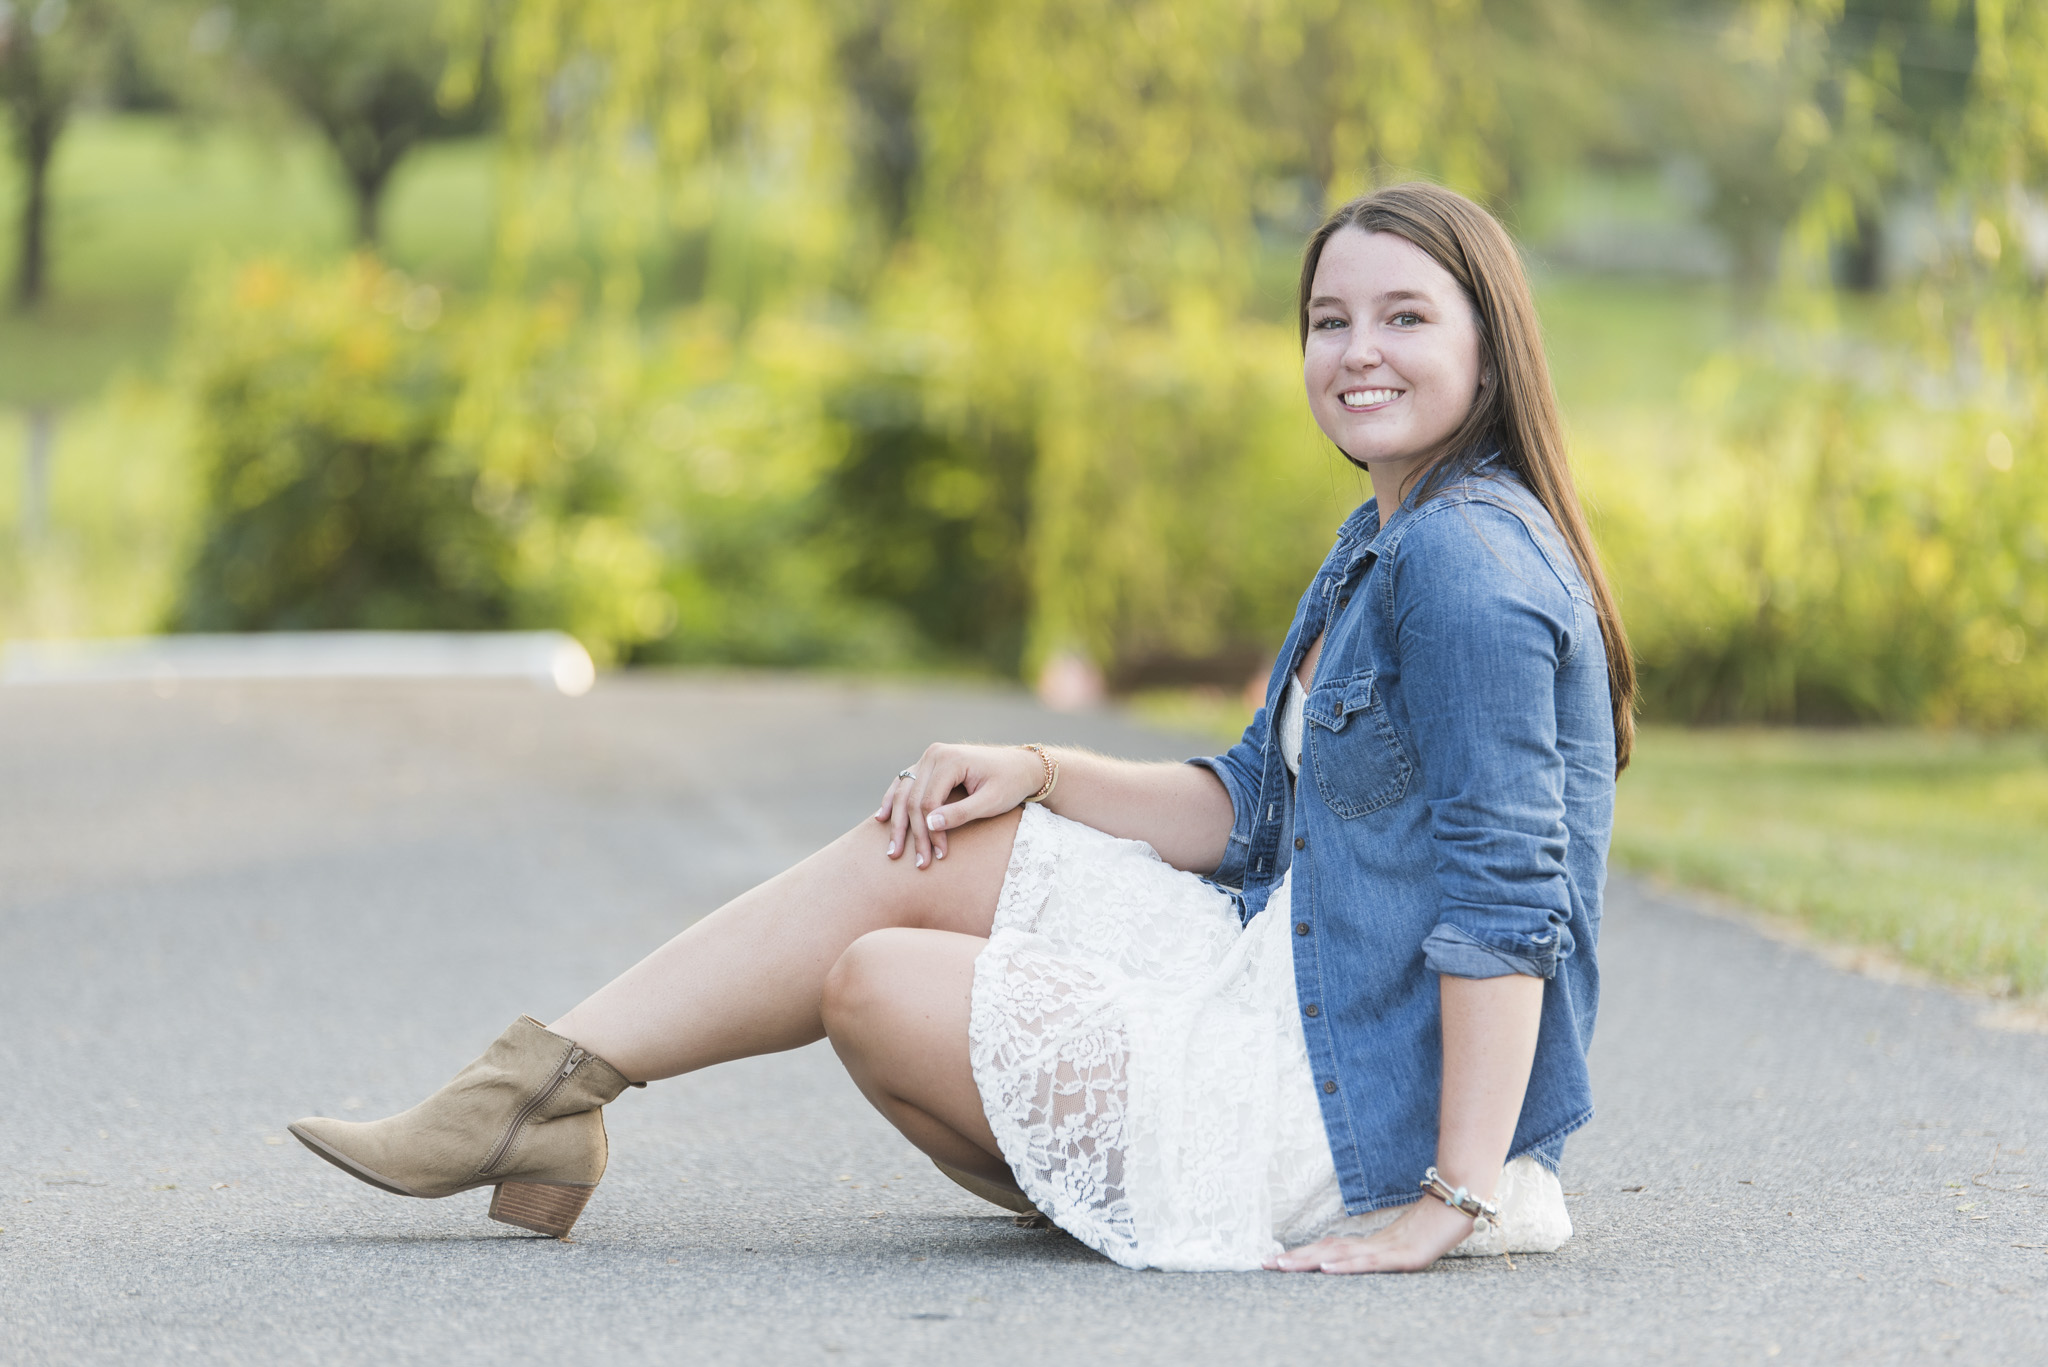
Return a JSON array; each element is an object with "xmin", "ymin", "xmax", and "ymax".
[{"xmin": 1020, "ymin": 744, "xmax": 1059, "ymax": 803}]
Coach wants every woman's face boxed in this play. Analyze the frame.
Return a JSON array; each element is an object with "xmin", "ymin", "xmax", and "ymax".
[{"xmin": 1303, "ymin": 227, "xmax": 1483, "ymax": 473}]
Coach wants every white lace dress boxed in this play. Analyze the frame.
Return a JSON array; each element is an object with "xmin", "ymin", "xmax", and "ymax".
[{"xmin": 967, "ymin": 675, "xmax": 1574, "ymax": 1271}]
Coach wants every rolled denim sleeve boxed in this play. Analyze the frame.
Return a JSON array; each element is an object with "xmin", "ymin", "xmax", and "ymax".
[
  {"xmin": 1420, "ymin": 920, "xmax": 1575, "ymax": 978},
  {"xmin": 1394, "ymin": 503, "xmax": 1578, "ymax": 980},
  {"xmin": 1184, "ymin": 705, "xmax": 1266, "ymax": 889}
]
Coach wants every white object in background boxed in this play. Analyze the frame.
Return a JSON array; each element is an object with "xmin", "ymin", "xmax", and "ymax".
[
  {"xmin": 0, "ymin": 631, "xmax": 598, "ymax": 697},
  {"xmin": 1036, "ymin": 651, "xmax": 1105, "ymax": 712}
]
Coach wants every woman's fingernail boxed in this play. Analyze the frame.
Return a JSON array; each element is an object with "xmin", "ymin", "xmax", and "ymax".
[
  {"xmin": 926, "ymin": 811, "xmax": 944, "ymax": 831},
  {"xmin": 935, "ymin": 847, "xmax": 945, "ymax": 859},
  {"xmin": 887, "ymin": 841, "xmax": 898, "ymax": 856}
]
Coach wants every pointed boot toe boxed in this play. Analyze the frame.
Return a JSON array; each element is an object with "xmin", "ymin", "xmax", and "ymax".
[
  {"xmin": 290, "ymin": 1016, "xmax": 637, "ymax": 1237},
  {"xmin": 288, "ymin": 1116, "xmax": 435, "ymax": 1198}
]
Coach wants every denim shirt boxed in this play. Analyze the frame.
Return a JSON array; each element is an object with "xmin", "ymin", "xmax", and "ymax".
[{"xmin": 1189, "ymin": 463, "xmax": 1615, "ymax": 1213}]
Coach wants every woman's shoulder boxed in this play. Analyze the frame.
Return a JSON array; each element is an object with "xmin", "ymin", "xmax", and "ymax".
[{"xmin": 1388, "ymin": 473, "xmax": 1586, "ymax": 603}]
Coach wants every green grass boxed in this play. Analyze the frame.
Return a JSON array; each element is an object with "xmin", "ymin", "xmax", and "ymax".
[
  {"xmin": 1535, "ymin": 275, "xmax": 1733, "ymax": 417},
  {"xmin": 0, "ymin": 379, "xmax": 197, "ymax": 640},
  {"xmin": 1614, "ymin": 726, "xmax": 2048, "ymax": 998},
  {"xmin": 0, "ymin": 114, "xmax": 496, "ymax": 404},
  {"xmin": 1127, "ymin": 697, "xmax": 2048, "ymax": 1000}
]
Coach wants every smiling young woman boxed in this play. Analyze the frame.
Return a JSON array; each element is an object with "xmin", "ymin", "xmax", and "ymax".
[{"xmin": 287, "ymin": 183, "xmax": 1634, "ymax": 1276}]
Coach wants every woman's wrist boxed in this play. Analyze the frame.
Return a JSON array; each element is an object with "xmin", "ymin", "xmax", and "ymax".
[
  {"xmin": 1026, "ymin": 743, "xmax": 1082, "ymax": 816},
  {"xmin": 1419, "ymin": 1165, "xmax": 1499, "ymax": 1224},
  {"xmin": 1424, "ymin": 1157, "xmax": 1501, "ymax": 1204},
  {"xmin": 1018, "ymin": 743, "xmax": 1060, "ymax": 804},
  {"xmin": 1410, "ymin": 1193, "xmax": 1478, "ymax": 1234}
]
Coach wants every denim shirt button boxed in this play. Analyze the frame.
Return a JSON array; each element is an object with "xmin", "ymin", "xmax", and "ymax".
[
  {"xmin": 1322, "ymin": 1080, "xmax": 1338, "ymax": 1094},
  {"xmin": 1337, "ymin": 595, "xmax": 1350, "ymax": 609},
  {"xmin": 1293, "ymin": 836, "xmax": 1306, "ymax": 850},
  {"xmin": 1303, "ymin": 1004, "xmax": 1319, "ymax": 1018},
  {"xmin": 1295, "ymin": 921, "xmax": 1310, "ymax": 936}
]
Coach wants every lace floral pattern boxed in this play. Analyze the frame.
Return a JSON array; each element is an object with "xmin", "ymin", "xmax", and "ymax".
[
  {"xmin": 968, "ymin": 803, "xmax": 1574, "ymax": 1271},
  {"xmin": 969, "ymin": 805, "xmax": 1342, "ymax": 1271}
]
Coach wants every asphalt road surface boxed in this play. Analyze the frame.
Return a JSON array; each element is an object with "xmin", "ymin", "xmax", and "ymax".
[{"xmin": 3, "ymin": 674, "xmax": 2044, "ymax": 1365}]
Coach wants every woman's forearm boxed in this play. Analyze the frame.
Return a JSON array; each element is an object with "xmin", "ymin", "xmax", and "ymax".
[
  {"xmin": 1434, "ymin": 973, "xmax": 1544, "ymax": 1200},
  {"xmin": 1037, "ymin": 747, "xmax": 1236, "ymax": 875}
]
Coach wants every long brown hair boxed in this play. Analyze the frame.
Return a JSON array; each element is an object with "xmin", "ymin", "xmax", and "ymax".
[{"xmin": 1298, "ymin": 183, "xmax": 1636, "ymax": 772}]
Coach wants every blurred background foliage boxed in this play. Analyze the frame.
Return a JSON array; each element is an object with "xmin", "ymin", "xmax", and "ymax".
[
  {"xmin": 5, "ymin": 0, "xmax": 2044, "ymax": 995},
  {"xmin": 1, "ymin": 0, "xmax": 2044, "ymax": 712}
]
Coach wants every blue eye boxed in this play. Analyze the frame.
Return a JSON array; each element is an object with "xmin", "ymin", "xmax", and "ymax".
[
  {"xmin": 1391, "ymin": 311, "xmax": 1422, "ymax": 326},
  {"xmin": 1312, "ymin": 316, "xmax": 1345, "ymax": 330}
]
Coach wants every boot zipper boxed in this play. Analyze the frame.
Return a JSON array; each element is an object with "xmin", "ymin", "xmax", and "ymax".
[{"xmin": 480, "ymin": 1047, "xmax": 586, "ymax": 1178}]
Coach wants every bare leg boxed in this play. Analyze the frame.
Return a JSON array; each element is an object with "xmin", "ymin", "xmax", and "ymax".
[
  {"xmin": 822, "ymin": 927, "xmax": 1015, "ymax": 1186},
  {"xmin": 550, "ymin": 806, "xmax": 1022, "ymax": 1084}
]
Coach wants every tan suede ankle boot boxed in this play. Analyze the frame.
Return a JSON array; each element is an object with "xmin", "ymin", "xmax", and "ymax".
[{"xmin": 289, "ymin": 1016, "xmax": 639, "ymax": 1237}]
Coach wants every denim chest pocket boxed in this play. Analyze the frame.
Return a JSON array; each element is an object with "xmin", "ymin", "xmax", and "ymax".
[{"xmin": 1302, "ymin": 674, "xmax": 1412, "ymax": 818}]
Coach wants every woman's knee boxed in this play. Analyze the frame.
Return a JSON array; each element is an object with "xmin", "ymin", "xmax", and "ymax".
[
  {"xmin": 822, "ymin": 927, "xmax": 983, "ymax": 1063},
  {"xmin": 820, "ymin": 928, "xmax": 922, "ymax": 1045}
]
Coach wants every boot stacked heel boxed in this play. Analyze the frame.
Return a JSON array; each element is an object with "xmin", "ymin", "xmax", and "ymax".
[
  {"xmin": 490, "ymin": 1181, "xmax": 597, "ymax": 1237},
  {"xmin": 290, "ymin": 1016, "xmax": 638, "ymax": 1238}
]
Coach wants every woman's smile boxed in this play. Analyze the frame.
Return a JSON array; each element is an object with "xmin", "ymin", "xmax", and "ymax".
[{"xmin": 1340, "ymin": 387, "xmax": 1403, "ymax": 410}]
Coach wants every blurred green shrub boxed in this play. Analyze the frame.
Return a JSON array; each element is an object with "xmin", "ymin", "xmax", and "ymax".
[
  {"xmin": 175, "ymin": 257, "xmax": 680, "ymax": 663},
  {"xmin": 155, "ymin": 0, "xmax": 2048, "ymax": 732},
  {"xmin": 170, "ymin": 251, "xmax": 2048, "ymax": 729},
  {"xmin": 586, "ymin": 308, "xmax": 940, "ymax": 671},
  {"xmin": 600, "ymin": 298, "xmax": 1355, "ymax": 680},
  {"xmin": 171, "ymin": 258, "xmax": 1028, "ymax": 671},
  {"xmin": 1591, "ymin": 352, "xmax": 2047, "ymax": 727},
  {"xmin": 812, "ymin": 377, "xmax": 1033, "ymax": 675},
  {"xmin": 175, "ymin": 257, "xmax": 511, "ymax": 633}
]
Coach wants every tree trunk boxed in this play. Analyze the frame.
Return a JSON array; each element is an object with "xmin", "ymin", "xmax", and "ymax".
[
  {"xmin": 1836, "ymin": 206, "xmax": 1884, "ymax": 293},
  {"xmin": 351, "ymin": 160, "xmax": 397, "ymax": 248},
  {"xmin": 840, "ymin": 15, "xmax": 920, "ymax": 246},
  {"xmin": 306, "ymin": 78, "xmax": 427, "ymax": 252},
  {"xmin": 16, "ymin": 113, "xmax": 56, "ymax": 308},
  {"xmin": 8, "ymin": 25, "xmax": 65, "ymax": 311}
]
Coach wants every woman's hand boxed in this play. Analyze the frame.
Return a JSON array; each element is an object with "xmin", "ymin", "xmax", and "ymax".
[
  {"xmin": 1262, "ymin": 1197, "xmax": 1475, "ymax": 1275},
  {"xmin": 874, "ymin": 742, "xmax": 1047, "ymax": 869}
]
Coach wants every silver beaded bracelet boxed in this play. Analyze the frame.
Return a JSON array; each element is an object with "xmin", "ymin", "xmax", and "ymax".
[{"xmin": 1420, "ymin": 1166, "xmax": 1501, "ymax": 1225}]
